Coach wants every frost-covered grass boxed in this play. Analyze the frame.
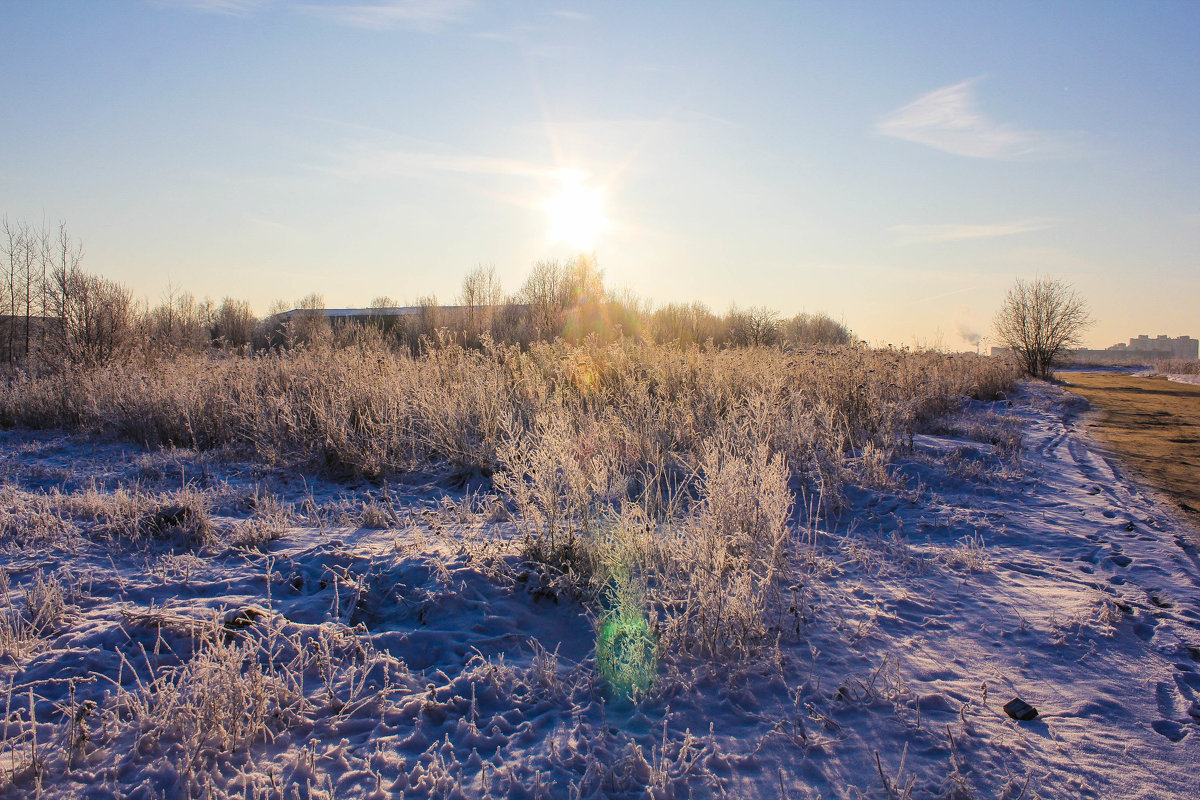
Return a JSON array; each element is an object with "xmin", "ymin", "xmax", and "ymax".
[
  {"xmin": 1, "ymin": 348, "xmax": 1198, "ymax": 798},
  {"xmin": 0, "ymin": 338, "xmax": 1017, "ymax": 484}
]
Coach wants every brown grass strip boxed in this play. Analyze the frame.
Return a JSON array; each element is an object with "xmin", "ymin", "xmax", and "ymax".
[{"xmin": 1061, "ymin": 372, "xmax": 1200, "ymax": 529}]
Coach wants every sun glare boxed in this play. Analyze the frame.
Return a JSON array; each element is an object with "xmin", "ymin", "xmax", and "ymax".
[{"xmin": 545, "ymin": 169, "xmax": 606, "ymax": 251}]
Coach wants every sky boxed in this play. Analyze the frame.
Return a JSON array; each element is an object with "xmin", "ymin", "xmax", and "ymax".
[{"xmin": 2, "ymin": 0, "xmax": 1198, "ymax": 348}]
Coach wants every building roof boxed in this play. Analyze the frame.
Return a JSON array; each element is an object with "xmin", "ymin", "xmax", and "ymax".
[
  {"xmin": 277, "ymin": 306, "xmax": 449, "ymax": 319},
  {"xmin": 276, "ymin": 304, "xmax": 526, "ymax": 320}
]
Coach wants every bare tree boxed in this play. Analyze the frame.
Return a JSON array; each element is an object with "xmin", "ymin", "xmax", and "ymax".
[
  {"xmin": 145, "ymin": 284, "xmax": 211, "ymax": 352},
  {"xmin": 2, "ymin": 217, "xmax": 24, "ymax": 362},
  {"xmin": 1, "ymin": 217, "xmax": 41, "ymax": 363},
  {"xmin": 459, "ymin": 264, "xmax": 503, "ymax": 341},
  {"xmin": 1, "ymin": 219, "xmax": 91, "ymax": 366},
  {"xmin": 518, "ymin": 255, "xmax": 606, "ymax": 341},
  {"xmin": 519, "ymin": 259, "xmax": 568, "ymax": 339},
  {"xmin": 993, "ymin": 277, "xmax": 1093, "ymax": 379}
]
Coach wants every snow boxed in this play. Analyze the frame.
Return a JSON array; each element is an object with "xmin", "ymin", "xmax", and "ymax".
[{"xmin": 1, "ymin": 379, "xmax": 1198, "ymax": 798}]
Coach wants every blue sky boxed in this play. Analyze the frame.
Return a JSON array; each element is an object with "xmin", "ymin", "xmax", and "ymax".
[{"xmin": 2, "ymin": 0, "xmax": 1198, "ymax": 347}]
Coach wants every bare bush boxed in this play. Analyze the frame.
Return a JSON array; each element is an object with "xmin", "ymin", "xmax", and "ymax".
[
  {"xmin": 784, "ymin": 311, "xmax": 854, "ymax": 347},
  {"xmin": 285, "ymin": 292, "xmax": 331, "ymax": 348},
  {"xmin": 648, "ymin": 301, "xmax": 722, "ymax": 346},
  {"xmin": 211, "ymin": 297, "xmax": 256, "ymax": 350},
  {"xmin": 46, "ymin": 264, "xmax": 137, "ymax": 366},
  {"xmin": 1154, "ymin": 358, "xmax": 1200, "ymax": 375},
  {"xmin": 143, "ymin": 284, "xmax": 212, "ymax": 353},
  {"xmin": 727, "ymin": 305, "xmax": 780, "ymax": 347}
]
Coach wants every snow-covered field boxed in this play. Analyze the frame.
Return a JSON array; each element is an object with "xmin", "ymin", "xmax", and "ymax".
[{"xmin": 1, "ymin": 379, "xmax": 1197, "ymax": 798}]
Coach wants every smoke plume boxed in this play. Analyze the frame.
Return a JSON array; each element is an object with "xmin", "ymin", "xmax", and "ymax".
[{"xmin": 955, "ymin": 321, "xmax": 982, "ymax": 347}]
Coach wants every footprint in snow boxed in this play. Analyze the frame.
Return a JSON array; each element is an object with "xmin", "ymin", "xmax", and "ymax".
[
  {"xmin": 1132, "ymin": 620, "xmax": 1157, "ymax": 642},
  {"xmin": 1156, "ymin": 681, "xmax": 1181, "ymax": 718},
  {"xmin": 1109, "ymin": 554, "xmax": 1132, "ymax": 568},
  {"xmin": 1151, "ymin": 720, "xmax": 1188, "ymax": 742},
  {"xmin": 1147, "ymin": 591, "xmax": 1173, "ymax": 609}
]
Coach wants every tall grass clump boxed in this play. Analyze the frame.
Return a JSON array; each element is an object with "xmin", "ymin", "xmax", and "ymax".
[{"xmin": 0, "ymin": 569, "xmax": 70, "ymax": 660}]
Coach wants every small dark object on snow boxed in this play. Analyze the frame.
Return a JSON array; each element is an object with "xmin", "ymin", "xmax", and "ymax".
[
  {"xmin": 224, "ymin": 606, "xmax": 264, "ymax": 630},
  {"xmin": 154, "ymin": 504, "xmax": 193, "ymax": 528},
  {"xmin": 1004, "ymin": 698, "xmax": 1038, "ymax": 721},
  {"xmin": 1125, "ymin": 521, "xmax": 1136, "ymax": 532}
]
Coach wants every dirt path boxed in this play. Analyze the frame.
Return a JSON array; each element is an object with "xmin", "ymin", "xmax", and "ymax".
[{"xmin": 1060, "ymin": 372, "xmax": 1200, "ymax": 529}]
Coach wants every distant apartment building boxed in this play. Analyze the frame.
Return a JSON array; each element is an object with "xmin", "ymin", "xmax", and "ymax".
[
  {"xmin": 991, "ymin": 334, "xmax": 1197, "ymax": 363},
  {"xmin": 1105, "ymin": 334, "xmax": 1199, "ymax": 360}
]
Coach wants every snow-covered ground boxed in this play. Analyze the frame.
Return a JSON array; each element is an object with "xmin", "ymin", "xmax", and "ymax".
[
  {"xmin": 0, "ymin": 379, "xmax": 1197, "ymax": 798},
  {"xmin": 1125, "ymin": 367, "xmax": 1200, "ymax": 386}
]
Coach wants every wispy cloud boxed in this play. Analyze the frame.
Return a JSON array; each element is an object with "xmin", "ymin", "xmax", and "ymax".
[
  {"xmin": 299, "ymin": 0, "xmax": 475, "ymax": 31},
  {"xmin": 154, "ymin": 0, "xmax": 266, "ymax": 14},
  {"xmin": 877, "ymin": 79, "xmax": 1070, "ymax": 159},
  {"xmin": 550, "ymin": 10, "xmax": 592, "ymax": 23},
  {"xmin": 161, "ymin": 0, "xmax": 476, "ymax": 30},
  {"xmin": 889, "ymin": 218, "xmax": 1057, "ymax": 244},
  {"xmin": 326, "ymin": 142, "xmax": 554, "ymax": 182}
]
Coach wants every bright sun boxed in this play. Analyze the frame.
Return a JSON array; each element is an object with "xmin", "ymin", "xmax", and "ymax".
[{"xmin": 545, "ymin": 169, "xmax": 606, "ymax": 251}]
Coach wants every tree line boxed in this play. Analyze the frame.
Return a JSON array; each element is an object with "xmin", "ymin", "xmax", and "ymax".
[{"xmin": 2, "ymin": 217, "xmax": 854, "ymax": 370}]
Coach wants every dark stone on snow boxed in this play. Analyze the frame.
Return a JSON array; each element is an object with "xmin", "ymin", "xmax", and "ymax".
[
  {"xmin": 224, "ymin": 606, "xmax": 265, "ymax": 630},
  {"xmin": 1003, "ymin": 697, "xmax": 1038, "ymax": 721}
]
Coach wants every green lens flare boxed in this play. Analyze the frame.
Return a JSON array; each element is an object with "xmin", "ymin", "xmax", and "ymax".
[{"xmin": 596, "ymin": 610, "xmax": 658, "ymax": 697}]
